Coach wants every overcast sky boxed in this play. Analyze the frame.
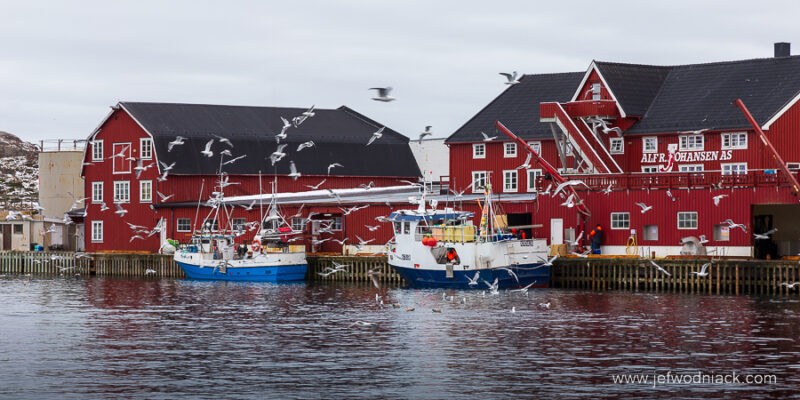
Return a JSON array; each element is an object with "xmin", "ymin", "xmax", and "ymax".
[{"xmin": 1, "ymin": 0, "xmax": 798, "ymax": 144}]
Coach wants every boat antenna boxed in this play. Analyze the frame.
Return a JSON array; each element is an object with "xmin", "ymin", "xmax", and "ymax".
[{"xmin": 258, "ymin": 170, "xmax": 263, "ymax": 225}]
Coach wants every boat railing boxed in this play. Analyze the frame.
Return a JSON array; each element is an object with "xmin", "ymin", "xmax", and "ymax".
[{"xmin": 417, "ymin": 225, "xmax": 477, "ymax": 243}]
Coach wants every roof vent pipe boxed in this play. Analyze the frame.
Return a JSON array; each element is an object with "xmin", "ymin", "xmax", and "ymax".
[{"xmin": 774, "ymin": 42, "xmax": 790, "ymax": 57}]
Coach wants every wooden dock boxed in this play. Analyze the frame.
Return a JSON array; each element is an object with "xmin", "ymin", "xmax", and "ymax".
[
  {"xmin": 552, "ymin": 258, "xmax": 800, "ymax": 296},
  {"xmin": 307, "ymin": 256, "xmax": 403, "ymax": 285}
]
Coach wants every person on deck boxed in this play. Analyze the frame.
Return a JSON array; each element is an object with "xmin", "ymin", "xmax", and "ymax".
[
  {"xmin": 588, "ymin": 224, "xmax": 604, "ymax": 254},
  {"xmin": 446, "ymin": 248, "xmax": 460, "ymax": 264}
]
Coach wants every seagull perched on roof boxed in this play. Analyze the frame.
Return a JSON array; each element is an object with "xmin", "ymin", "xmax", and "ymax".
[
  {"xmin": 367, "ymin": 126, "xmax": 385, "ymax": 146},
  {"xmin": 635, "ymin": 202, "xmax": 653, "ymax": 214},
  {"xmin": 167, "ymin": 136, "xmax": 185, "ymax": 152},
  {"xmin": 499, "ymin": 71, "xmax": 520, "ymax": 85},
  {"xmin": 201, "ymin": 139, "xmax": 214, "ymax": 157},
  {"xmin": 753, "ymin": 228, "xmax": 777, "ymax": 240},
  {"xmin": 552, "ymin": 179, "xmax": 590, "ymax": 198},
  {"xmin": 327, "ymin": 163, "xmax": 343, "ymax": 175},
  {"xmin": 369, "ymin": 87, "xmax": 395, "ymax": 102},
  {"xmin": 297, "ymin": 141, "xmax": 315, "ymax": 152},
  {"xmin": 270, "ymin": 144, "xmax": 288, "ymax": 166},
  {"xmin": 418, "ymin": 126, "xmax": 432, "ymax": 143},
  {"xmin": 721, "ymin": 219, "xmax": 747, "ymax": 232},
  {"xmin": 480, "ymin": 131, "xmax": 497, "ymax": 142},
  {"xmin": 305, "ymin": 179, "xmax": 327, "ymax": 190},
  {"xmin": 288, "ymin": 161, "xmax": 301, "ymax": 181}
]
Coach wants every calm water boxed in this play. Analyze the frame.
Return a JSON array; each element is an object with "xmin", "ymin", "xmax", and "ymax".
[{"xmin": 0, "ymin": 275, "xmax": 798, "ymax": 399}]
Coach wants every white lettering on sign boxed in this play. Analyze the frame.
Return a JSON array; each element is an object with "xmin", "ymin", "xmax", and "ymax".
[{"xmin": 641, "ymin": 150, "xmax": 733, "ymax": 168}]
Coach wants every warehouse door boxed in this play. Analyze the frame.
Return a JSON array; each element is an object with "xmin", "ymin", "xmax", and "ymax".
[{"xmin": 2, "ymin": 225, "xmax": 10, "ymax": 250}]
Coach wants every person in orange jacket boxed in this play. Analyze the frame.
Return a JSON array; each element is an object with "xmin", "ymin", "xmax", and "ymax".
[{"xmin": 588, "ymin": 224, "xmax": 604, "ymax": 254}]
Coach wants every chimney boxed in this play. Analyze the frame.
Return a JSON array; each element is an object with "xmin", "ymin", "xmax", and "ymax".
[{"xmin": 774, "ymin": 42, "xmax": 790, "ymax": 57}]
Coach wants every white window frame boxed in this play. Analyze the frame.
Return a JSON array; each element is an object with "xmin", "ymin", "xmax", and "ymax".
[
  {"xmin": 232, "ymin": 218, "xmax": 247, "ymax": 231},
  {"xmin": 609, "ymin": 138, "xmax": 624, "ymax": 154},
  {"xmin": 679, "ymin": 135, "xmax": 704, "ymax": 151},
  {"xmin": 527, "ymin": 169, "xmax": 542, "ymax": 192},
  {"xmin": 112, "ymin": 142, "xmax": 132, "ymax": 174},
  {"xmin": 91, "ymin": 140, "xmax": 104, "ymax": 161},
  {"xmin": 176, "ymin": 218, "xmax": 191, "ymax": 232},
  {"xmin": 91, "ymin": 182, "xmax": 103, "ymax": 203},
  {"xmin": 332, "ymin": 216, "xmax": 343, "ymax": 231},
  {"xmin": 503, "ymin": 170, "xmax": 518, "ymax": 193},
  {"xmin": 677, "ymin": 211, "xmax": 698, "ymax": 230},
  {"xmin": 504, "ymin": 143, "xmax": 517, "ymax": 158},
  {"xmin": 564, "ymin": 143, "xmax": 573, "ymax": 156},
  {"xmin": 113, "ymin": 181, "xmax": 130, "ymax": 203},
  {"xmin": 291, "ymin": 217, "xmax": 305, "ymax": 232},
  {"xmin": 787, "ymin": 162, "xmax": 800, "ymax": 171},
  {"xmin": 139, "ymin": 180, "xmax": 152, "ymax": 203},
  {"xmin": 643, "ymin": 137, "xmax": 657, "ymax": 153},
  {"xmin": 591, "ymin": 83, "xmax": 602, "ymax": 100},
  {"xmin": 91, "ymin": 220, "xmax": 103, "ymax": 242},
  {"xmin": 679, "ymin": 164, "xmax": 704, "ymax": 172},
  {"xmin": 140, "ymin": 138, "xmax": 153, "ymax": 160},
  {"xmin": 472, "ymin": 143, "xmax": 486, "ymax": 159},
  {"xmin": 611, "ymin": 212, "xmax": 630, "ymax": 229},
  {"xmin": 471, "ymin": 171, "xmax": 487, "ymax": 193},
  {"xmin": 641, "ymin": 166, "xmax": 659, "ymax": 173},
  {"xmin": 721, "ymin": 163, "xmax": 747, "ymax": 175},
  {"xmin": 527, "ymin": 141, "xmax": 542, "ymax": 155},
  {"xmin": 721, "ymin": 132, "xmax": 747, "ymax": 150}
]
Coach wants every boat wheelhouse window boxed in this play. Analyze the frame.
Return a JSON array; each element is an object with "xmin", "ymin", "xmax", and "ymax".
[
  {"xmin": 415, "ymin": 225, "xmax": 432, "ymax": 241},
  {"xmin": 403, "ymin": 221, "xmax": 411, "ymax": 234},
  {"xmin": 394, "ymin": 222, "xmax": 402, "ymax": 234}
]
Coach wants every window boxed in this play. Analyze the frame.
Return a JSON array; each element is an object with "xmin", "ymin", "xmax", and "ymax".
[
  {"xmin": 13, "ymin": 224, "xmax": 23, "ymax": 234},
  {"xmin": 721, "ymin": 132, "xmax": 747, "ymax": 150},
  {"xmin": 112, "ymin": 143, "xmax": 132, "ymax": 174},
  {"xmin": 232, "ymin": 218, "xmax": 246, "ymax": 231},
  {"xmin": 471, "ymin": 171, "xmax": 487, "ymax": 193},
  {"xmin": 527, "ymin": 169, "xmax": 542, "ymax": 192},
  {"xmin": 721, "ymin": 163, "xmax": 747, "ymax": 175},
  {"xmin": 788, "ymin": 163, "xmax": 800, "ymax": 171},
  {"xmin": 140, "ymin": 138, "xmax": 153, "ymax": 159},
  {"xmin": 677, "ymin": 212, "xmax": 698, "ymax": 229},
  {"xmin": 473, "ymin": 144, "xmax": 485, "ymax": 159},
  {"xmin": 503, "ymin": 170, "xmax": 518, "ymax": 192},
  {"xmin": 714, "ymin": 224, "xmax": 730, "ymax": 241},
  {"xmin": 642, "ymin": 166, "xmax": 659, "ymax": 173},
  {"xmin": 332, "ymin": 216, "xmax": 343, "ymax": 231},
  {"xmin": 504, "ymin": 143, "xmax": 517, "ymax": 158},
  {"xmin": 91, "ymin": 140, "xmax": 104, "ymax": 161},
  {"xmin": 91, "ymin": 182, "xmax": 103, "ymax": 203},
  {"xmin": 609, "ymin": 138, "xmax": 624, "ymax": 154},
  {"xmin": 527, "ymin": 141, "xmax": 542, "ymax": 155},
  {"xmin": 679, "ymin": 164, "xmax": 704, "ymax": 172},
  {"xmin": 139, "ymin": 180, "xmax": 152, "ymax": 203},
  {"xmin": 177, "ymin": 218, "xmax": 191, "ymax": 232},
  {"xmin": 679, "ymin": 135, "xmax": 704, "ymax": 151},
  {"xmin": 91, "ymin": 220, "xmax": 103, "ymax": 242},
  {"xmin": 291, "ymin": 217, "xmax": 305, "ymax": 232},
  {"xmin": 611, "ymin": 212, "xmax": 630, "ymax": 229},
  {"xmin": 565, "ymin": 143, "xmax": 573, "ymax": 156},
  {"xmin": 113, "ymin": 181, "xmax": 130, "ymax": 203},
  {"xmin": 643, "ymin": 137, "xmax": 657, "ymax": 153},
  {"xmin": 204, "ymin": 218, "xmax": 219, "ymax": 231},
  {"xmin": 643, "ymin": 225, "xmax": 659, "ymax": 241},
  {"xmin": 591, "ymin": 83, "xmax": 602, "ymax": 100}
]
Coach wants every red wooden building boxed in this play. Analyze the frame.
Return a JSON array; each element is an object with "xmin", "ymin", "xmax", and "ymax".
[
  {"xmin": 80, "ymin": 102, "xmax": 421, "ymax": 253},
  {"xmin": 446, "ymin": 43, "xmax": 800, "ymax": 258}
]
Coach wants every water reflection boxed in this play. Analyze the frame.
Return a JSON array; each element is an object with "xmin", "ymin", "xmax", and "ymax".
[{"xmin": 0, "ymin": 275, "xmax": 798, "ymax": 399}]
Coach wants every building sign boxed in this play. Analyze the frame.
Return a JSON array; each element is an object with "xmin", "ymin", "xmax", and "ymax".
[{"xmin": 641, "ymin": 143, "xmax": 733, "ymax": 172}]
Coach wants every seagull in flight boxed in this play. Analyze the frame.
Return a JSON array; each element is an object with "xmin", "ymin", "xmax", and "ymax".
[
  {"xmin": 367, "ymin": 126, "xmax": 385, "ymax": 146},
  {"xmin": 495, "ymin": 267, "xmax": 519, "ymax": 283},
  {"xmin": 288, "ymin": 161, "xmax": 301, "ymax": 180},
  {"xmin": 781, "ymin": 282, "xmax": 800, "ymax": 289},
  {"xmin": 99, "ymin": 202, "xmax": 109, "ymax": 212},
  {"xmin": 480, "ymin": 131, "xmax": 497, "ymax": 142},
  {"xmin": 511, "ymin": 281, "xmax": 536, "ymax": 295},
  {"xmin": 305, "ymin": 179, "xmax": 327, "ymax": 190},
  {"xmin": 678, "ymin": 128, "xmax": 709, "ymax": 135},
  {"xmin": 212, "ymin": 134, "xmax": 233, "ymax": 148},
  {"xmin": 753, "ymin": 228, "xmax": 777, "ymax": 240},
  {"xmin": 222, "ymin": 154, "xmax": 246, "ymax": 165},
  {"xmin": 369, "ymin": 87, "xmax": 395, "ymax": 102},
  {"xmin": 108, "ymin": 144, "xmax": 130, "ymax": 160},
  {"xmin": 327, "ymin": 163, "xmax": 343, "ymax": 175},
  {"xmin": 418, "ymin": 126, "xmax": 432, "ymax": 143},
  {"xmin": 691, "ymin": 262, "xmax": 712, "ymax": 277},
  {"xmin": 114, "ymin": 203, "xmax": 128, "ymax": 217},
  {"xmin": 201, "ymin": 139, "xmax": 214, "ymax": 157},
  {"xmin": 713, "ymin": 194, "xmax": 728, "ymax": 206},
  {"xmin": 465, "ymin": 271, "xmax": 480, "ymax": 287},
  {"xmin": 297, "ymin": 141, "xmax": 315, "ymax": 152},
  {"xmin": 499, "ymin": 71, "xmax": 520, "ymax": 85},
  {"xmin": 516, "ymin": 151, "xmax": 532, "ymax": 170},
  {"xmin": 602, "ymin": 183, "xmax": 613, "ymax": 195},
  {"xmin": 483, "ymin": 277, "xmax": 500, "ymax": 294},
  {"xmin": 538, "ymin": 254, "xmax": 558, "ymax": 267},
  {"xmin": 167, "ymin": 136, "xmax": 185, "ymax": 152},
  {"xmin": 721, "ymin": 219, "xmax": 747, "ymax": 232},
  {"xmin": 648, "ymin": 259, "xmax": 671, "ymax": 276},
  {"xmin": 302, "ymin": 105, "xmax": 316, "ymax": 118},
  {"xmin": 279, "ymin": 116, "xmax": 292, "ymax": 135},
  {"xmin": 635, "ymin": 202, "xmax": 653, "ymax": 214},
  {"xmin": 270, "ymin": 144, "xmax": 288, "ymax": 166},
  {"xmin": 552, "ymin": 179, "xmax": 590, "ymax": 197},
  {"xmin": 157, "ymin": 191, "xmax": 174, "ymax": 202},
  {"xmin": 159, "ymin": 161, "xmax": 176, "ymax": 172}
]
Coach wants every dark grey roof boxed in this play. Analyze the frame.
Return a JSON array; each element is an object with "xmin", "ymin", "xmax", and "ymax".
[
  {"xmin": 626, "ymin": 56, "xmax": 800, "ymax": 134},
  {"xmin": 119, "ymin": 102, "xmax": 420, "ymax": 177},
  {"xmin": 594, "ymin": 62, "xmax": 672, "ymax": 117},
  {"xmin": 446, "ymin": 72, "xmax": 584, "ymax": 143}
]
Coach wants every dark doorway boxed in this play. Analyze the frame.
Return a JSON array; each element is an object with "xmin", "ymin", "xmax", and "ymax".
[
  {"xmin": 2, "ymin": 225, "xmax": 10, "ymax": 250},
  {"xmin": 507, "ymin": 212, "xmax": 532, "ymax": 238},
  {"xmin": 753, "ymin": 214, "xmax": 777, "ymax": 259}
]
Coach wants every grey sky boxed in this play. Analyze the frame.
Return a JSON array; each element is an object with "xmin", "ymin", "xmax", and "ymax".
[{"xmin": 1, "ymin": 0, "xmax": 798, "ymax": 143}]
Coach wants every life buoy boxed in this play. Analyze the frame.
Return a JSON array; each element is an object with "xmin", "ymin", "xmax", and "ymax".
[{"xmin": 252, "ymin": 240, "xmax": 262, "ymax": 253}]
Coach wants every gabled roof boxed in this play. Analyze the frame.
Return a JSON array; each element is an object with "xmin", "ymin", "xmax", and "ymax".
[
  {"xmin": 446, "ymin": 72, "xmax": 584, "ymax": 143},
  {"xmin": 116, "ymin": 102, "xmax": 420, "ymax": 177},
  {"xmin": 626, "ymin": 55, "xmax": 800, "ymax": 134},
  {"xmin": 592, "ymin": 62, "xmax": 672, "ymax": 117}
]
